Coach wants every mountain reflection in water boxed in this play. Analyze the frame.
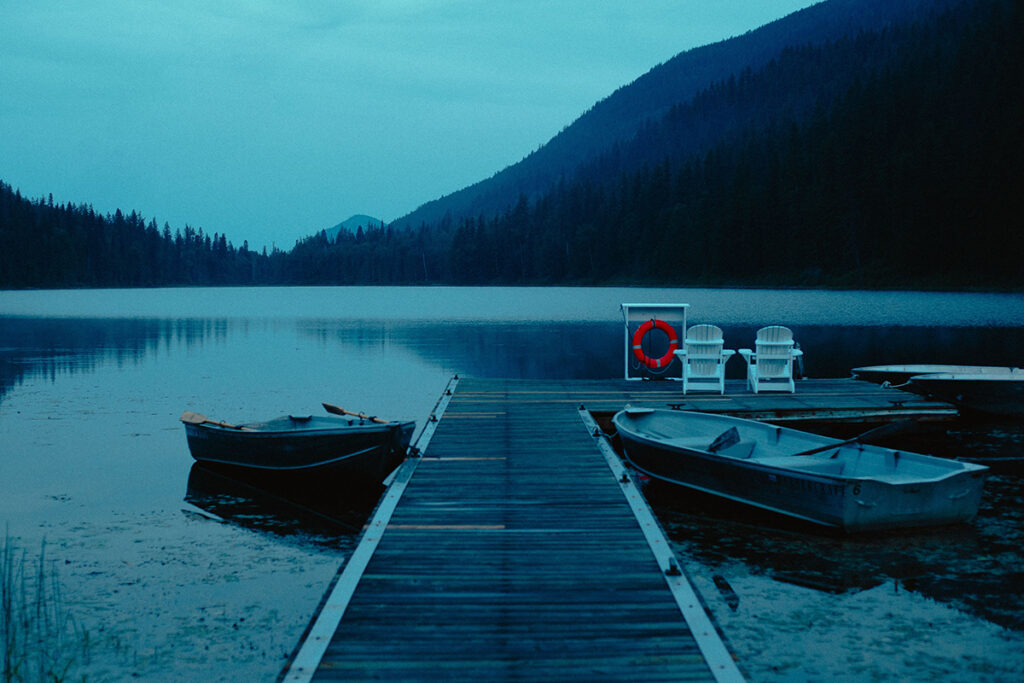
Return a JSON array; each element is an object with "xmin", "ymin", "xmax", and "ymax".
[{"xmin": 5, "ymin": 316, "xmax": 1024, "ymax": 400}]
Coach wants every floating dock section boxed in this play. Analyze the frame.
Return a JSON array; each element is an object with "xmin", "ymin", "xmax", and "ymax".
[{"xmin": 283, "ymin": 377, "xmax": 953, "ymax": 681}]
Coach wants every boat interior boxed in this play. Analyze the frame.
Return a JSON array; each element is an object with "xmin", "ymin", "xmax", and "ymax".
[{"xmin": 660, "ymin": 430, "xmax": 973, "ymax": 482}]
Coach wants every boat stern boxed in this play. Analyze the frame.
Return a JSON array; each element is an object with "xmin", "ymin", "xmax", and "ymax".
[{"xmin": 840, "ymin": 466, "xmax": 988, "ymax": 532}]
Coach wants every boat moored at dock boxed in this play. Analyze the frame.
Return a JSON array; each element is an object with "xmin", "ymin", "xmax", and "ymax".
[
  {"xmin": 852, "ymin": 364, "xmax": 1021, "ymax": 385},
  {"xmin": 906, "ymin": 370, "xmax": 1024, "ymax": 418},
  {"xmin": 180, "ymin": 411, "xmax": 414, "ymax": 484},
  {"xmin": 853, "ymin": 364, "xmax": 1024, "ymax": 417},
  {"xmin": 612, "ymin": 407, "xmax": 988, "ymax": 533}
]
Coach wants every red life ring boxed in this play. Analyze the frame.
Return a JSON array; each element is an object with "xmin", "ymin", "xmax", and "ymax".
[{"xmin": 632, "ymin": 319, "xmax": 679, "ymax": 369}]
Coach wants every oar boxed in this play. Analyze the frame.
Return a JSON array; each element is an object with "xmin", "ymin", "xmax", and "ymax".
[
  {"xmin": 793, "ymin": 420, "xmax": 914, "ymax": 456},
  {"xmin": 322, "ymin": 403, "xmax": 390, "ymax": 424},
  {"xmin": 180, "ymin": 411, "xmax": 251, "ymax": 430}
]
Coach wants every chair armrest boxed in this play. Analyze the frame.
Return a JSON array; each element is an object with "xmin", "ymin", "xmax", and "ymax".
[
  {"xmin": 722, "ymin": 349, "xmax": 736, "ymax": 358},
  {"xmin": 793, "ymin": 349, "xmax": 804, "ymax": 357},
  {"xmin": 673, "ymin": 349, "xmax": 688, "ymax": 359},
  {"xmin": 738, "ymin": 349, "xmax": 753, "ymax": 363}
]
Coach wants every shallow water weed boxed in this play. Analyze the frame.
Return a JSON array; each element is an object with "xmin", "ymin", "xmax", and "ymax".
[{"xmin": 1, "ymin": 536, "xmax": 83, "ymax": 682}]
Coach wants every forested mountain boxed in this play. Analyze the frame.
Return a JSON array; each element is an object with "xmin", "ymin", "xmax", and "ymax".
[
  {"xmin": 1, "ymin": 0, "xmax": 1020, "ymax": 290},
  {"xmin": 392, "ymin": 0, "xmax": 965, "ymax": 231},
  {"xmin": 443, "ymin": 0, "xmax": 1023, "ymax": 288}
]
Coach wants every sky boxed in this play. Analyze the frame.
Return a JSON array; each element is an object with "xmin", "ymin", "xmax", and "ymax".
[{"xmin": 1, "ymin": 1, "xmax": 820, "ymax": 250}]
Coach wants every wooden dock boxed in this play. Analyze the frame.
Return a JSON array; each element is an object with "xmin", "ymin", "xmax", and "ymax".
[
  {"xmin": 481, "ymin": 376, "xmax": 956, "ymax": 424},
  {"xmin": 282, "ymin": 377, "xmax": 953, "ymax": 681}
]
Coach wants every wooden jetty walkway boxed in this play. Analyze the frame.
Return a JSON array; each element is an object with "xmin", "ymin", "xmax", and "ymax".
[{"xmin": 282, "ymin": 377, "xmax": 953, "ymax": 681}]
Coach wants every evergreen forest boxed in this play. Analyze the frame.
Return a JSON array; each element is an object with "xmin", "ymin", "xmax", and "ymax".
[{"xmin": 0, "ymin": 0, "xmax": 1020, "ymax": 290}]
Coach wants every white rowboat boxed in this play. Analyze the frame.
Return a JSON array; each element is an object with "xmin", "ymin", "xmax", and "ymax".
[{"xmin": 612, "ymin": 408, "xmax": 987, "ymax": 533}]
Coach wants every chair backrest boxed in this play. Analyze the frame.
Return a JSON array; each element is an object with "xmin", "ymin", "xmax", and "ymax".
[
  {"xmin": 684, "ymin": 324, "xmax": 726, "ymax": 378},
  {"xmin": 684, "ymin": 324, "xmax": 725, "ymax": 358},
  {"xmin": 754, "ymin": 325, "xmax": 795, "ymax": 378}
]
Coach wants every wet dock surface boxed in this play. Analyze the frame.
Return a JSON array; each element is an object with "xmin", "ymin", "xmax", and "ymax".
[{"xmin": 283, "ymin": 377, "xmax": 956, "ymax": 681}]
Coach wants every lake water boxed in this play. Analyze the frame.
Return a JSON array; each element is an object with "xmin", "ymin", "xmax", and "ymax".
[{"xmin": 1, "ymin": 286, "xmax": 1023, "ymax": 681}]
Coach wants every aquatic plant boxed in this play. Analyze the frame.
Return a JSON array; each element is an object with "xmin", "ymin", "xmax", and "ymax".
[{"xmin": 1, "ymin": 535, "xmax": 81, "ymax": 682}]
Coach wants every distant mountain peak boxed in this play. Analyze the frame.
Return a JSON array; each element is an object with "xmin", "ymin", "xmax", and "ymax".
[{"xmin": 323, "ymin": 214, "xmax": 383, "ymax": 242}]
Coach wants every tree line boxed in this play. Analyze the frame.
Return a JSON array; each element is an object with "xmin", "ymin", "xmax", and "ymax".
[{"xmin": 1, "ymin": 0, "xmax": 1019, "ymax": 290}]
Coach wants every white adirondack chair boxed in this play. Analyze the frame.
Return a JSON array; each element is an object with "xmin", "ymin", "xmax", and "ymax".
[
  {"xmin": 738, "ymin": 326, "xmax": 803, "ymax": 393},
  {"xmin": 673, "ymin": 324, "xmax": 735, "ymax": 394}
]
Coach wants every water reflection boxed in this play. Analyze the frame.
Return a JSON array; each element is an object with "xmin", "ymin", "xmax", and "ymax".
[
  {"xmin": 0, "ymin": 317, "xmax": 228, "ymax": 401},
  {"xmin": 894, "ymin": 418, "xmax": 1024, "ymax": 473},
  {"xmin": 297, "ymin": 320, "xmax": 1024, "ymax": 381},
  {"xmin": 647, "ymin": 474, "xmax": 1024, "ymax": 632},
  {"xmin": 4, "ymin": 315, "xmax": 1024, "ymax": 398},
  {"xmin": 185, "ymin": 464, "xmax": 378, "ymax": 545},
  {"xmin": 299, "ymin": 320, "xmax": 620, "ymax": 379}
]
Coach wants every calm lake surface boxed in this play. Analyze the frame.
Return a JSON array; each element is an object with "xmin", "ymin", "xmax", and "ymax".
[{"xmin": 1, "ymin": 286, "xmax": 1023, "ymax": 681}]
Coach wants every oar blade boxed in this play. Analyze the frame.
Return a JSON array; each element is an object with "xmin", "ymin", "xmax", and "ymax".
[
  {"xmin": 180, "ymin": 411, "xmax": 208, "ymax": 425},
  {"xmin": 322, "ymin": 402, "xmax": 346, "ymax": 416},
  {"xmin": 322, "ymin": 402, "xmax": 389, "ymax": 423}
]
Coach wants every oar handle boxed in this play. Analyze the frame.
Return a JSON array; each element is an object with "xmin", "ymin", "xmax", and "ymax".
[
  {"xmin": 322, "ymin": 403, "xmax": 390, "ymax": 424},
  {"xmin": 792, "ymin": 419, "xmax": 914, "ymax": 456},
  {"xmin": 794, "ymin": 439, "xmax": 854, "ymax": 457}
]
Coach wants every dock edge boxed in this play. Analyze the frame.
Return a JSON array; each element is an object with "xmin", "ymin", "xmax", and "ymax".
[
  {"xmin": 280, "ymin": 375, "xmax": 460, "ymax": 682},
  {"xmin": 579, "ymin": 407, "xmax": 745, "ymax": 683}
]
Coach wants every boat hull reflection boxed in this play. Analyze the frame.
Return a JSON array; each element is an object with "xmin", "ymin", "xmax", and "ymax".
[{"xmin": 184, "ymin": 463, "xmax": 384, "ymax": 542}]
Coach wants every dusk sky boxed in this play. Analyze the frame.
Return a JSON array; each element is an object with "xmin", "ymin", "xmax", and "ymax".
[{"xmin": 1, "ymin": 1, "xmax": 819, "ymax": 250}]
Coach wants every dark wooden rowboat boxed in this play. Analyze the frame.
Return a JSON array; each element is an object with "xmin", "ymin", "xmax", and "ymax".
[
  {"xmin": 180, "ymin": 412, "xmax": 415, "ymax": 484},
  {"xmin": 613, "ymin": 407, "xmax": 987, "ymax": 533}
]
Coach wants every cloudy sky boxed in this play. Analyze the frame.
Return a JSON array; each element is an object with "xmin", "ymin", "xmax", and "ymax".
[{"xmin": 1, "ymin": 1, "xmax": 819, "ymax": 250}]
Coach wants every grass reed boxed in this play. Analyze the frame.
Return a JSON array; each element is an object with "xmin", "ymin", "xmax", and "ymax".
[{"xmin": 2, "ymin": 534, "xmax": 82, "ymax": 682}]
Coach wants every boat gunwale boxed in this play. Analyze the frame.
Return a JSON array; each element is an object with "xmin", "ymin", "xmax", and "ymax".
[
  {"xmin": 853, "ymin": 364, "xmax": 1024, "ymax": 385},
  {"xmin": 190, "ymin": 418, "xmax": 414, "ymax": 438},
  {"xmin": 909, "ymin": 371, "xmax": 1024, "ymax": 382},
  {"xmin": 853, "ymin": 364, "xmax": 1022, "ymax": 374}
]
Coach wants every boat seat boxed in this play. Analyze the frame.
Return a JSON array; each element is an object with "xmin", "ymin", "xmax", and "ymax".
[
  {"xmin": 716, "ymin": 440, "xmax": 756, "ymax": 459},
  {"xmin": 663, "ymin": 436, "xmax": 755, "ymax": 459},
  {"xmin": 664, "ymin": 437, "xmax": 712, "ymax": 449}
]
